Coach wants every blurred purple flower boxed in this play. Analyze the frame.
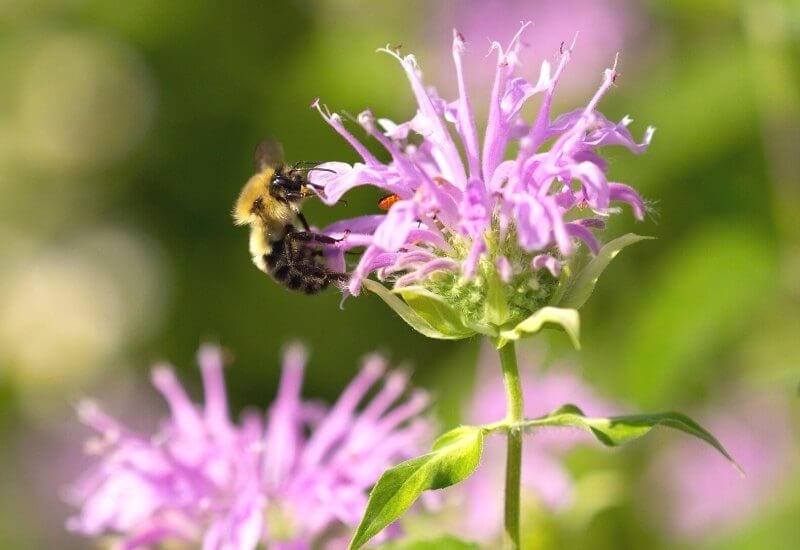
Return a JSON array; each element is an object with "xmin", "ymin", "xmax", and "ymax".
[
  {"xmin": 311, "ymin": 26, "xmax": 652, "ymax": 326},
  {"xmin": 67, "ymin": 344, "xmax": 430, "ymax": 550},
  {"xmin": 648, "ymin": 390, "xmax": 798, "ymax": 541},
  {"xmin": 427, "ymin": 0, "xmax": 644, "ymax": 99},
  {"xmin": 458, "ymin": 344, "xmax": 618, "ymax": 542}
]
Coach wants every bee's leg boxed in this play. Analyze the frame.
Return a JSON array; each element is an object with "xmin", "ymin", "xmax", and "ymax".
[
  {"xmin": 329, "ymin": 272, "xmax": 350, "ymax": 283},
  {"xmin": 312, "ymin": 247, "xmax": 360, "ymax": 258},
  {"xmin": 308, "ymin": 249, "xmax": 358, "ymax": 258},
  {"xmin": 286, "ymin": 230, "xmax": 349, "ymax": 245},
  {"xmin": 286, "ymin": 231, "xmax": 331, "ymax": 244},
  {"xmin": 296, "ymin": 211, "xmax": 311, "ymax": 232}
]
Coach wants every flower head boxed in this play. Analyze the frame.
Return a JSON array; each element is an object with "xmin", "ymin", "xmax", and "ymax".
[
  {"xmin": 311, "ymin": 27, "xmax": 652, "ymax": 336},
  {"xmin": 67, "ymin": 344, "xmax": 430, "ymax": 549}
]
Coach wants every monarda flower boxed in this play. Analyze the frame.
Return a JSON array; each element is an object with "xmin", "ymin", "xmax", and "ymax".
[
  {"xmin": 311, "ymin": 26, "xmax": 653, "ymax": 343},
  {"xmin": 66, "ymin": 344, "xmax": 430, "ymax": 549}
]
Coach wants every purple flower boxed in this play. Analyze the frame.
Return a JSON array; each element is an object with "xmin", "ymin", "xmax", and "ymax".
[
  {"xmin": 310, "ymin": 26, "xmax": 652, "ymax": 331},
  {"xmin": 646, "ymin": 390, "xmax": 798, "ymax": 541},
  {"xmin": 457, "ymin": 344, "xmax": 618, "ymax": 542},
  {"xmin": 66, "ymin": 344, "xmax": 430, "ymax": 549}
]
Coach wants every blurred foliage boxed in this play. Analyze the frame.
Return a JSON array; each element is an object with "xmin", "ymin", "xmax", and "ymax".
[{"xmin": 0, "ymin": 0, "xmax": 798, "ymax": 549}]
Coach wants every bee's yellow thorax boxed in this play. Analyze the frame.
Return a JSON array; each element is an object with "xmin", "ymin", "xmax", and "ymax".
[{"xmin": 233, "ymin": 170, "xmax": 272, "ymax": 225}]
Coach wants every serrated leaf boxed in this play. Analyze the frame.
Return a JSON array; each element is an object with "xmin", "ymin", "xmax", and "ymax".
[
  {"xmin": 557, "ymin": 233, "xmax": 652, "ymax": 309},
  {"xmin": 523, "ymin": 405, "xmax": 743, "ymax": 474},
  {"xmin": 380, "ymin": 536, "xmax": 481, "ymax": 549},
  {"xmin": 349, "ymin": 426, "xmax": 485, "ymax": 550},
  {"xmin": 394, "ymin": 286, "xmax": 476, "ymax": 339},
  {"xmin": 363, "ymin": 279, "xmax": 465, "ymax": 340},
  {"xmin": 496, "ymin": 306, "xmax": 580, "ymax": 349}
]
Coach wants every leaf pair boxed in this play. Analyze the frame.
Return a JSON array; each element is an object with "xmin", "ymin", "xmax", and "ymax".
[{"xmin": 348, "ymin": 405, "xmax": 740, "ymax": 549}]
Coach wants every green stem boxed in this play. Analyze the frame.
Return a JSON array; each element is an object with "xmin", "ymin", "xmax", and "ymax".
[{"xmin": 499, "ymin": 341, "xmax": 524, "ymax": 549}]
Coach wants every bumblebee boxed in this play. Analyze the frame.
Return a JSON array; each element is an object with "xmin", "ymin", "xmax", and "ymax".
[{"xmin": 233, "ymin": 139, "xmax": 347, "ymax": 294}]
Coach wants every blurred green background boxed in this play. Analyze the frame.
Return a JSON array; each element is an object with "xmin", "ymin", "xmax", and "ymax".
[{"xmin": 0, "ymin": 0, "xmax": 798, "ymax": 548}]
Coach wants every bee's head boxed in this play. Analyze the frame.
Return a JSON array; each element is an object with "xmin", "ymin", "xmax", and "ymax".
[{"xmin": 270, "ymin": 171, "xmax": 315, "ymax": 204}]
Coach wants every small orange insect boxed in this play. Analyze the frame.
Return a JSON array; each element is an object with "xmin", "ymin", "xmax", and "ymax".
[{"xmin": 377, "ymin": 193, "xmax": 401, "ymax": 211}]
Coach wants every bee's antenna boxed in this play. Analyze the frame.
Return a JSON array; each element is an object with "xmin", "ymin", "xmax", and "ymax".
[{"xmin": 288, "ymin": 166, "xmax": 338, "ymax": 178}]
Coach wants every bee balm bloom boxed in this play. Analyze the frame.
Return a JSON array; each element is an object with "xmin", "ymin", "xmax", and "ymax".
[
  {"xmin": 312, "ymin": 26, "xmax": 652, "ymax": 338},
  {"xmin": 67, "ymin": 344, "xmax": 430, "ymax": 549}
]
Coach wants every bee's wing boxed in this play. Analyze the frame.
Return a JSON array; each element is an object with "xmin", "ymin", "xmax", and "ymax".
[{"xmin": 254, "ymin": 139, "xmax": 285, "ymax": 170}]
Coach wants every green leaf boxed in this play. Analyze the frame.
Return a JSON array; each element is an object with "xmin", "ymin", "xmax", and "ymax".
[
  {"xmin": 523, "ymin": 405, "xmax": 743, "ymax": 475},
  {"xmin": 557, "ymin": 234, "xmax": 652, "ymax": 309},
  {"xmin": 394, "ymin": 286, "xmax": 475, "ymax": 339},
  {"xmin": 362, "ymin": 279, "xmax": 465, "ymax": 340},
  {"xmin": 496, "ymin": 306, "xmax": 580, "ymax": 349},
  {"xmin": 349, "ymin": 426, "xmax": 485, "ymax": 550},
  {"xmin": 380, "ymin": 536, "xmax": 480, "ymax": 549}
]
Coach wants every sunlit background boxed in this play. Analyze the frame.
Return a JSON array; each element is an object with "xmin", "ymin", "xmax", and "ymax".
[{"xmin": 0, "ymin": 0, "xmax": 798, "ymax": 548}]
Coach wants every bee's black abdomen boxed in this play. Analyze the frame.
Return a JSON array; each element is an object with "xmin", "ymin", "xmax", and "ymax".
[
  {"xmin": 273, "ymin": 264, "xmax": 290, "ymax": 281},
  {"xmin": 304, "ymin": 280, "xmax": 324, "ymax": 295},
  {"xmin": 262, "ymin": 233, "xmax": 345, "ymax": 295},
  {"xmin": 287, "ymin": 274, "xmax": 303, "ymax": 290}
]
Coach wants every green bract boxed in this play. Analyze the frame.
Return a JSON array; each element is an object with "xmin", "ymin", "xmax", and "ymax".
[
  {"xmin": 364, "ymin": 234, "xmax": 651, "ymax": 347},
  {"xmin": 557, "ymin": 234, "xmax": 654, "ymax": 309}
]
